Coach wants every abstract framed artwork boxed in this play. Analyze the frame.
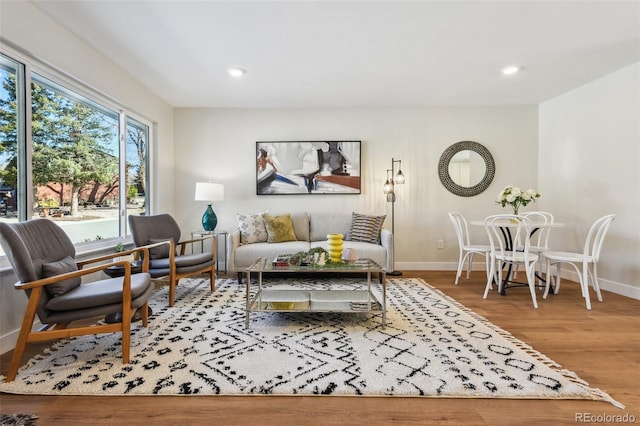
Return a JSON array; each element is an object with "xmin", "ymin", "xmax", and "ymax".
[{"xmin": 256, "ymin": 141, "xmax": 361, "ymax": 195}]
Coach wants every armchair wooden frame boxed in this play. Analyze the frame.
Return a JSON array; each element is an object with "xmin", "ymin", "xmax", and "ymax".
[
  {"xmin": 151, "ymin": 235, "xmax": 217, "ymax": 306},
  {"xmin": 7, "ymin": 245, "xmax": 155, "ymax": 382}
]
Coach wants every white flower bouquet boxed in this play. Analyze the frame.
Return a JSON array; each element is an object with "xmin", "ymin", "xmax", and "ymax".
[{"xmin": 496, "ymin": 185, "xmax": 541, "ymax": 215}]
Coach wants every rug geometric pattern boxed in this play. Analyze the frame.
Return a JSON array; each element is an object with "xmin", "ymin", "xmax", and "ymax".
[{"xmin": 0, "ymin": 277, "xmax": 623, "ymax": 407}]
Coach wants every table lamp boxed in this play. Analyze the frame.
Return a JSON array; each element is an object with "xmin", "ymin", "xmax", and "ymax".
[{"xmin": 194, "ymin": 182, "xmax": 224, "ymax": 231}]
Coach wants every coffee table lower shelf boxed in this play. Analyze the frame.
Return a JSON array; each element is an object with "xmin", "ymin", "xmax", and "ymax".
[{"xmin": 247, "ymin": 289, "xmax": 384, "ymax": 327}]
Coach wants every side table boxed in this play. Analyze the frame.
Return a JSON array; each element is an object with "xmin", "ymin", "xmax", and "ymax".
[
  {"xmin": 191, "ymin": 230, "xmax": 228, "ymax": 274},
  {"xmin": 104, "ymin": 259, "xmax": 143, "ymax": 278}
]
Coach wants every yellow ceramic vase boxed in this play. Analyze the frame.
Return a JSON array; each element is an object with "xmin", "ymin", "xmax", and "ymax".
[{"xmin": 326, "ymin": 233, "xmax": 344, "ymax": 262}]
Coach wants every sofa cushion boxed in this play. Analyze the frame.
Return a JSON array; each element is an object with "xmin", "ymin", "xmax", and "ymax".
[
  {"xmin": 346, "ymin": 212, "xmax": 386, "ymax": 244},
  {"xmin": 309, "ymin": 212, "xmax": 351, "ymax": 242},
  {"xmin": 42, "ymin": 256, "xmax": 81, "ymax": 297},
  {"xmin": 237, "ymin": 212, "xmax": 269, "ymax": 244},
  {"xmin": 288, "ymin": 212, "xmax": 310, "ymax": 242},
  {"xmin": 45, "ymin": 273, "xmax": 152, "ymax": 311},
  {"xmin": 263, "ymin": 213, "xmax": 297, "ymax": 243},
  {"xmin": 150, "ymin": 252, "xmax": 212, "ymax": 270}
]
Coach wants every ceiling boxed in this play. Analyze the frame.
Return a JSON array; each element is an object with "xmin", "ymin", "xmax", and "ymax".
[{"xmin": 32, "ymin": 0, "xmax": 640, "ymax": 108}]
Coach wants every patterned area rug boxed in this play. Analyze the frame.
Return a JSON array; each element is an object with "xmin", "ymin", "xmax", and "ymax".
[
  {"xmin": 0, "ymin": 414, "xmax": 39, "ymax": 426},
  {"xmin": 0, "ymin": 277, "xmax": 623, "ymax": 407}
]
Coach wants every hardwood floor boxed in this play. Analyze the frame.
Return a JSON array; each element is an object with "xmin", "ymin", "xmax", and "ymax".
[{"xmin": 1, "ymin": 271, "xmax": 638, "ymax": 425}]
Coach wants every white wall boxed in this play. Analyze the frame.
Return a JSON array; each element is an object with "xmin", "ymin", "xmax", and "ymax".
[
  {"xmin": 174, "ymin": 106, "xmax": 539, "ymax": 268},
  {"xmin": 0, "ymin": 1, "xmax": 175, "ymax": 353},
  {"xmin": 539, "ymin": 62, "xmax": 640, "ymax": 298}
]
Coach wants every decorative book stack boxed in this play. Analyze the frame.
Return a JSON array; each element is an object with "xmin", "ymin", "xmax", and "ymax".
[{"xmin": 272, "ymin": 255, "xmax": 291, "ymax": 268}]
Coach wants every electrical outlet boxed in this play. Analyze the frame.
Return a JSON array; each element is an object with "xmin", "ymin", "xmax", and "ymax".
[{"xmin": 437, "ymin": 239, "xmax": 444, "ymax": 249}]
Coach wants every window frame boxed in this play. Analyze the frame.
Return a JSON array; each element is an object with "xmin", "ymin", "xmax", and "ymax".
[{"xmin": 0, "ymin": 45, "xmax": 153, "ymax": 258}]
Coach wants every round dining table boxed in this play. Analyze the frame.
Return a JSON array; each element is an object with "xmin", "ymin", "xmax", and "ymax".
[{"xmin": 470, "ymin": 219, "xmax": 565, "ymax": 294}]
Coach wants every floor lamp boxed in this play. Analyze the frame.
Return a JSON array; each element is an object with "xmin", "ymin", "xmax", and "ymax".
[{"xmin": 383, "ymin": 158, "xmax": 405, "ymax": 276}]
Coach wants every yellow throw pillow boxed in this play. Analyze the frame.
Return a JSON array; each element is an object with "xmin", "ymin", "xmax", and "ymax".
[{"xmin": 262, "ymin": 213, "xmax": 297, "ymax": 243}]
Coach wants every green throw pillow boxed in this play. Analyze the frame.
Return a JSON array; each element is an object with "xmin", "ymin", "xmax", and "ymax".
[{"xmin": 262, "ymin": 213, "xmax": 297, "ymax": 243}]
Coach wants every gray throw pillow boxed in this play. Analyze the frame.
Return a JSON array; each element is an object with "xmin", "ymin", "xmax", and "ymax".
[
  {"xmin": 149, "ymin": 238, "xmax": 172, "ymax": 259},
  {"xmin": 41, "ymin": 256, "xmax": 81, "ymax": 297}
]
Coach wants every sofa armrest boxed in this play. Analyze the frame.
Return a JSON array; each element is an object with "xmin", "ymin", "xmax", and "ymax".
[
  {"xmin": 380, "ymin": 229, "xmax": 393, "ymax": 272},
  {"xmin": 227, "ymin": 229, "xmax": 241, "ymax": 273}
]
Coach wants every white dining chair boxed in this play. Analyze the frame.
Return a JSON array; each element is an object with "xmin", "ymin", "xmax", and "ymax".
[
  {"xmin": 521, "ymin": 211, "xmax": 555, "ymax": 286},
  {"xmin": 543, "ymin": 214, "xmax": 615, "ymax": 310},
  {"xmin": 522, "ymin": 211, "xmax": 555, "ymax": 254},
  {"xmin": 448, "ymin": 212, "xmax": 491, "ymax": 285},
  {"xmin": 483, "ymin": 214, "xmax": 539, "ymax": 308}
]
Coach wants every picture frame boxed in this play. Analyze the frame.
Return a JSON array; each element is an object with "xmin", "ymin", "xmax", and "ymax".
[{"xmin": 256, "ymin": 141, "xmax": 361, "ymax": 195}]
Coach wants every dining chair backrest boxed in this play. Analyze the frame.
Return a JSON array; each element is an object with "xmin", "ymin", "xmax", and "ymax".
[
  {"xmin": 448, "ymin": 212, "xmax": 491, "ymax": 285},
  {"xmin": 522, "ymin": 211, "xmax": 554, "ymax": 250},
  {"xmin": 484, "ymin": 214, "xmax": 534, "ymax": 261},
  {"xmin": 448, "ymin": 212, "xmax": 471, "ymax": 248},
  {"xmin": 583, "ymin": 214, "xmax": 616, "ymax": 261}
]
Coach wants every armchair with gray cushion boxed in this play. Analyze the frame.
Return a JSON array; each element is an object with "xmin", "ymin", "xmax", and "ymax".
[
  {"xmin": 128, "ymin": 213, "xmax": 216, "ymax": 306},
  {"xmin": 0, "ymin": 219, "xmax": 154, "ymax": 382}
]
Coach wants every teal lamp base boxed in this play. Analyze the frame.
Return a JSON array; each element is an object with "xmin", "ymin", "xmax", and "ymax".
[{"xmin": 202, "ymin": 204, "xmax": 218, "ymax": 231}]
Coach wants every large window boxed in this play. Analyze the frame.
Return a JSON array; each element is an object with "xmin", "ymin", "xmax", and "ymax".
[
  {"xmin": 0, "ymin": 54, "xmax": 24, "ymax": 223},
  {"xmin": 0, "ymin": 51, "xmax": 150, "ymax": 253}
]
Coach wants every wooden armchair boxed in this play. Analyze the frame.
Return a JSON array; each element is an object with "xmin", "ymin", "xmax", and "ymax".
[
  {"xmin": 128, "ymin": 214, "xmax": 216, "ymax": 306},
  {"xmin": 0, "ymin": 219, "xmax": 155, "ymax": 382}
]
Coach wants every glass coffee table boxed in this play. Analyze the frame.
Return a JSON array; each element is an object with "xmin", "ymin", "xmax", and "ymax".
[{"xmin": 245, "ymin": 258, "xmax": 386, "ymax": 328}]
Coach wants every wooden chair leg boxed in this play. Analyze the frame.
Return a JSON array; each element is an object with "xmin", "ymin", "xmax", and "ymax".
[
  {"xmin": 7, "ymin": 290, "xmax": 41, "ymax": 382},
  {"xmin": 210, "ymin": 267, "xmax": 216, "ymax": 292},
  {"xmin": 169, "ymin": 279, "xmax": 177, "ymax": 307},
  {"xmin": 141, "ymin": 301, "xmax": 149, "ymax": 327},
  {"xmin": 121, "ymin": 310, "xmax": 132, "ymax": 364},
  {"xmin": 237, "ymin": 272, "xmax": 243, "ymax": 284},
  {"xmin": 7, "ymin": 333, "xmax": 29, "ymax": 382}
]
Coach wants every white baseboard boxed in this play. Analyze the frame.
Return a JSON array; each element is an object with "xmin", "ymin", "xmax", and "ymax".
[
  {"xmin": 0, "ymin": 332, "xmax": 17, "ymax": 357},
  {"xmin": 0, "ymin": 320, "xmax": 41, "ymax": 357},
  {"xmin": 396, "ymin": 261, "xmax": 640, "ymax": 300},
  {"xmin": 562, "ymin": 270, "xmax": 640, "ymax": 300}
]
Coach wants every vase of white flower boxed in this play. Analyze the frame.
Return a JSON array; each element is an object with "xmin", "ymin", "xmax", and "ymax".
[{"xmin": 496, "ymin": 185, "xmax": 541, "ymax": 217}]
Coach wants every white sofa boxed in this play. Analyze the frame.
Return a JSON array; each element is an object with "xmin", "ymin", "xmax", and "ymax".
[{"xmin": 227, "ymin": 212, "xmax": 393, "ymax": 281}]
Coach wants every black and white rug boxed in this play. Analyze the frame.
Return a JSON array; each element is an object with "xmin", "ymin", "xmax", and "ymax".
[{"xmin": 0, "ymin": 278, "xmax": 623, "ymax": 407}]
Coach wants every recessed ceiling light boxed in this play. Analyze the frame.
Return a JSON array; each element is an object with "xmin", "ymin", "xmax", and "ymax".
[
  {"xmin": 501, "ymin": 65, "xmax": 520, "ymax": 75},
  {"xmin": 227, "ymin": 67, "xmax": 247, "ymax": 77}
]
